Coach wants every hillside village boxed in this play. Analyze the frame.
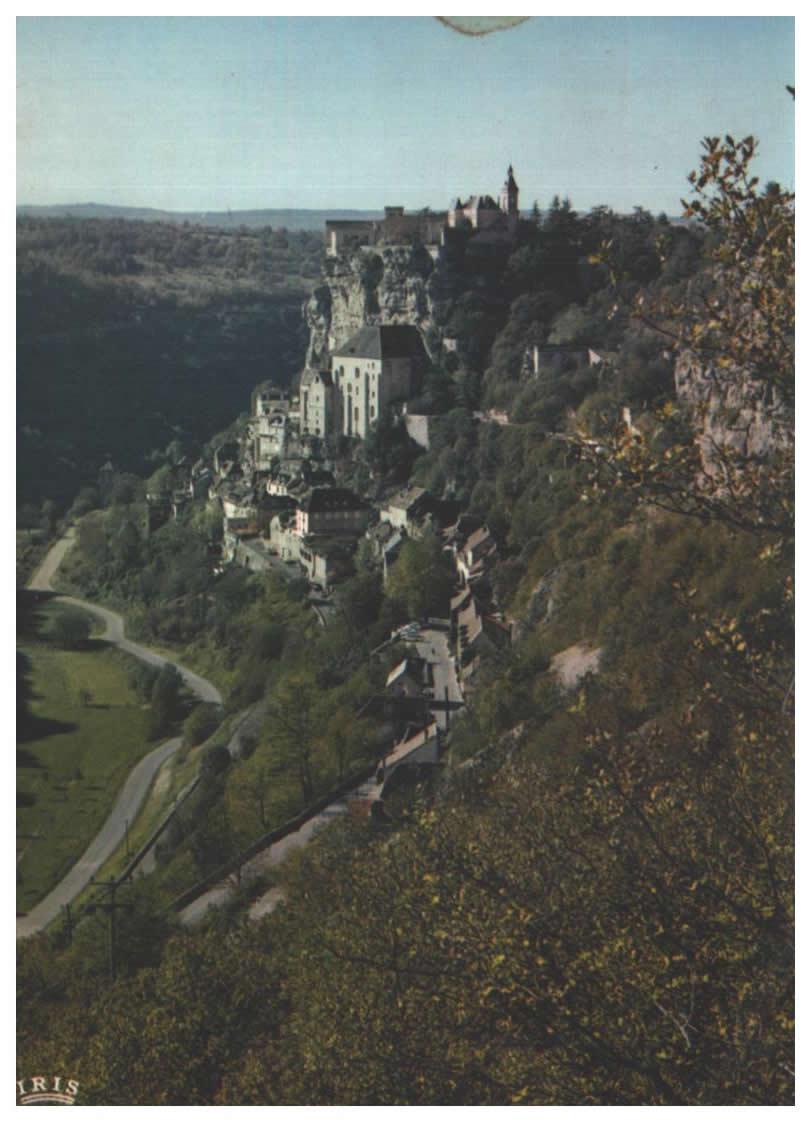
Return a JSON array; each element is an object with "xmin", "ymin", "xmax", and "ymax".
[{"xmin": 142, "ymin": 168, "xmax": 535, "ymax": 725}]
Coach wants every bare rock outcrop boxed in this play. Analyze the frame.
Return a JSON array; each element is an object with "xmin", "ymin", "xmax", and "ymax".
[
  {"xmin": 674, "ymin": 349, "xmax": 792, "ymax": 480},
  {"xmin": 304, "ymin": 245, "xmax": 441, "ymax": 369}
]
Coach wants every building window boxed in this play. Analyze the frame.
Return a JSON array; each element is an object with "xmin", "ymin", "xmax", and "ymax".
[
  {"xmin": 370, "ymin": 406, "xmax": 375, "ymax": 419},
  {"xmin": 354, "ymin": 407, "xmax": 359, "ymax": 423}
]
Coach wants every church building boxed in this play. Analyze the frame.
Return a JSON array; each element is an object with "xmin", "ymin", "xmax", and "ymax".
[{"xmin": 331, "ymin": 325, "xmax": 429, "ymax": 439}]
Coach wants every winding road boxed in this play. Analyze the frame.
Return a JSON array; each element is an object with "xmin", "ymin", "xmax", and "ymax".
[{"xmin": 17, "ymin": 528, "xmax": 223, "ymax": 939}]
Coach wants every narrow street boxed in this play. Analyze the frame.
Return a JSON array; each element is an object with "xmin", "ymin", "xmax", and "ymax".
[{"xmin": 412, "ymin": 623, "xmax": 463, "ymax": 730}]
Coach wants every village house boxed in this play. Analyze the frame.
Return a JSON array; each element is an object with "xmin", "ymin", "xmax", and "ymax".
[
  {"xmin": 266, "ymin": 458, "xmax": 335, "ymax": 499},
  {"xmin": 454, "ymin": 522, "xmax": 498, "ymax": 586},
  {"xmin": 299, "ymin": 367, "xmax": 341, "ymax": 440},
  {"xmin": 298, "ymin": 539, "xmax": 356, "ymax": 588},
  {"xmin": 223, "ymin": 519, "xmax": 261, "ymax": 563},
  {"xmin": 221, "ymin": 492, "xmax": 255, "ymax": 524},
  {"xmin": 268, "ymin": 514, "xmax": 357, "ymax": 588},
  {"xmin": 256, "ymin": 491, "xmax": 297, "ymax": 533},
  {"xmin": 267, "ymin": 485, "xmax": 369, "ymax": 587},
  {"xmin": 450, "ymin": 585, "xmax": 511, "ymax": 684},
  {"xmin": 377, "ymin": 485, "xmax": 460, "ymax": 542},
  {"xmin": 331, "ymin": 324, "xmax": 429, "ymax": 440},
  {"xmin": 294, "ymin": 487, "xmax": 369, "ymax": 538},
  {"xmin": 380, "ymin": 486, "xmax": 430, "ymax": 532},
  {"xmin": 385, "ymin": 656, "xmax": 433, "ymax": 700},
  {"xmin": 248, "ymin": 382, "xmax": 301, "ymax": 470}
]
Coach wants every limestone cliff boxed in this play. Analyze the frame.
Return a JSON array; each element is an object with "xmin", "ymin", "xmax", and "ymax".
[
  {"xmin": 674, "ymin": 350, "xmax": 792, "ymax": 478},
  {"xmin": 304, "ymin": 244, "xmax": 443, "ymax": 369}
]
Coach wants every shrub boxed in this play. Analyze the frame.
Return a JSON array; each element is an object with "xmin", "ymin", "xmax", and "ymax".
[
  {"xmin": 183, "ymin": 703, "xmax": 223, "ymax": 749},
  {"xmin": 47, "ymin": 605, "xmax": 91, "ymax": 649}
]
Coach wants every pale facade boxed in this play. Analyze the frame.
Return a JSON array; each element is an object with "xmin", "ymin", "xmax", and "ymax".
[
  {"xmin": 447, "ymin": 166, "xmax": 519, "ymax": 231},
  {"xmin": 325, "ymin": 208, "xmax": 445, "ymax": 257},
  {"xmin": 250, "ymin": 384, "xmax": 300, "ymax": 470},
  {"xmin": 300, "ymin": 368, "xmax": 340, "ymax": 439},
  {"xmin": 331, "ymin": 325, "xmax": 427, "ymax": 439}
]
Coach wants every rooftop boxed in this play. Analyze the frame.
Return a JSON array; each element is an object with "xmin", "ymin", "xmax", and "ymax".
[
  {"xmin": 299, "ymin": 487, "xmax": 369, "ymax": 514},
  {"xmin": 385, "ymin": 485, "xmax": 428, "ymax": 512},
  {"xmin": 464, "ymin": 524, "xmax": 493, "ymax": 552},
  {"xmin": 386, "ymin": 657, "xmax": 428, "ymax": 689},
  {"xmin": 299, "ymin": 367, "xmax": 334, "ymax": 388},
  {"xmin": 333, "ymin": 324, "xmax": 428, "ymax": 362}
]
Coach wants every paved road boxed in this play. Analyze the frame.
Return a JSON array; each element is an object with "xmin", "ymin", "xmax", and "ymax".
[
  {"xmin": 178, "ymin": 772, "xmax": 381, "ymax": 926},
  {"xmin": 27, "ymin": 529, "xmax": 222, "ymax": 704},
  {"xmin": 16, "ymin": 737, "xmax": 183, "ymax": 939},
  {"xmin": 17, "ymin": 528, "xmax": 223, "ymax": 938},
  {"xmin": 413, "ymin": 624, "xmax": 463, "ymax": 731}
]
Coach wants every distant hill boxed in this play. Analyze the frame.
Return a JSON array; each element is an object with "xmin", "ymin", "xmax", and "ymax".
[
  {"xmin": 17, "ymin": 202, "xmax": 691, "ymax": 231},
  {"xmin": 16, "ymin": 203, "xmax": 384, "ymax": 231}
]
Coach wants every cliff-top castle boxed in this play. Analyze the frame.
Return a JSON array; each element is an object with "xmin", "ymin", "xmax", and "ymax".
[
  {"xmin": 325, "ymin": 165, "xmax": 520, "ymax": 256},
  {"xmin": 245, "ymin": 168, "xmax": 522, "ymax": 449}
]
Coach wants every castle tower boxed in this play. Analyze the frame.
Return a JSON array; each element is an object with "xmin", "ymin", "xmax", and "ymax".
[{"xmin": 499, "ymin": 164, "xmax": 519, "ymax": 218}]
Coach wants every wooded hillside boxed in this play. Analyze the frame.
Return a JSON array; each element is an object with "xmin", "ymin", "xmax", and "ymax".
[
  {"xmin": 17, "ymin": 135, "xmax": 793, "ymax": 1105},
  {"xmin": 17, "ymin": 217, "xmax": 322, "ymax": 512}
]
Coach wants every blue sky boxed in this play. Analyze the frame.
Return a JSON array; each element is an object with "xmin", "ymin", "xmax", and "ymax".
[{"xmin": 16, "ymin": 15, "xmax": 795, "ymax": 216}]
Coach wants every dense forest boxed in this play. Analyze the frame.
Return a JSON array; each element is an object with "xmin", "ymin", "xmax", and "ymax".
[
  {"xmin": 17, "ymin": 217, "xmax": 323, "ymax": 513},
  {"xmin": 17, "ymin": 134, "xmax": 793, "ymax": 1105}
]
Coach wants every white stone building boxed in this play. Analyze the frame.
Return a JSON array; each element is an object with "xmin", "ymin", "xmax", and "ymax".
[
  {"xmin": 299, "ymin": 368, "xmax": 340, "ymax": 439},
  {"xmin": 249, "ymin": 383, "xmax": 300, "ymax": 470},
  {"xmin": 331, "ymin": 325, "xmax": 428, "ymax": 439}
]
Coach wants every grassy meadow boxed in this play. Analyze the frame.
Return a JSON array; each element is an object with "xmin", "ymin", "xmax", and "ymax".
[{"xmin": 17, "ymin": 609, "xmax": 153, "ymax": 914}]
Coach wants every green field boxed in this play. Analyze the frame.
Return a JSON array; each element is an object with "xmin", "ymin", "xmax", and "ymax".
[{"xmin": 17, "ymin": 624, "xmax": 153, "ymax": 914}]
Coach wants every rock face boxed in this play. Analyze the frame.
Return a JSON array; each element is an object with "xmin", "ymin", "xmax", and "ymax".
[
  {"xmin": 550, "ymin": 643, "xmax": 602, "ymax": 691},
  {"xmin": 304, "ymin": 245, "xmax": 442, "ymax": 369},
  {"xmin": 674, "ymin": 350, "xmax": 792, "ymax": 478}
]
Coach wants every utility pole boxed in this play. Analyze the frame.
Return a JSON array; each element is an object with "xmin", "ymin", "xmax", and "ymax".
[
  {"xmin": 61, "ymin": 902, "xmax": 73, "ymax": 945},
  {"xmin": 90, "ymin": 878, "xmax": 128, "ymax": 983}
]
